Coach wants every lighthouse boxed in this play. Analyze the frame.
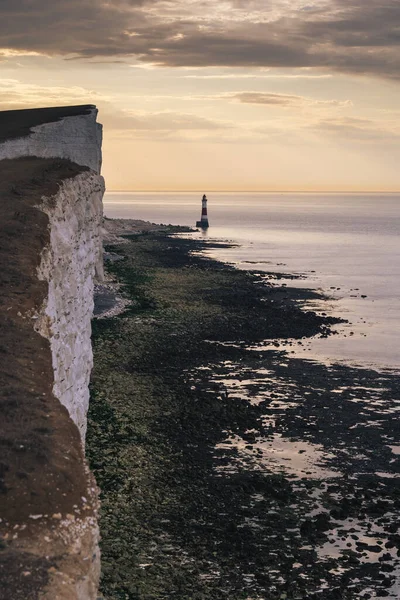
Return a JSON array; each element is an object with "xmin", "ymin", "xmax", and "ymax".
[{"xmin": 196, "ymin": 194, "xmax": 209, "ymax": 229}]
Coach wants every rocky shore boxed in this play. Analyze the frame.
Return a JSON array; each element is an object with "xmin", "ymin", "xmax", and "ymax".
[{"xmin": 88, "ymin": 224, "xmax": 400, "ymax": 599}]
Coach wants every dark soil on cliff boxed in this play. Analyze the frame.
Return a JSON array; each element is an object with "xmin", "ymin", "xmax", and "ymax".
[
  {"xmin": 0, "ymin": 158, "xmax": 93, "ymax": 598},
  {"xmin": 87, "ymin": 231, "xmax": 400, "ymax": 600}
]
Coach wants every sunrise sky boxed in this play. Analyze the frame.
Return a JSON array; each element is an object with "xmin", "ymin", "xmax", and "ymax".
[{"xmin": 1, "ymin": 0, "xmax": 400, "ymax": 191}]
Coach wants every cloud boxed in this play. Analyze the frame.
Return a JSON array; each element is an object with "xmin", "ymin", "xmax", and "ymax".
[
  {"xmin": 0, "ymin": 49, "xmax": 42, "ymax": 58},
  {"xmin": 183, "ymin": 73, "xmax": 333, "ymax": 80},
  {"xmin": 0, "ymin": 79, "xmax": 106, "ymax": 108},
  {"xmin": 226, "ymin": 92, "xmax": 352, "ymax": 108},
  {"xmin": 310, "ymin": 116, "xmax": 400, "ymax": 142},
  {"xmin": 1, "ymin": 76, "xmax": 395, "ymax": 146},
  {"xmin": 0, "ymin": 0, "xmax": 398, "ymax": 79},
  {"xmin": 183, "ymin": 73, "xmax": 271, "ymax": 80},
  {"xmin": 105, "ymin": 110, "xmax": 231, "ymax": 133}
]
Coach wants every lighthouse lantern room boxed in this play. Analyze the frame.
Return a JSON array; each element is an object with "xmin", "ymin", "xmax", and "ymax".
[{"xmin": 196, "ymin": 194, "xmax": 209, "ymax": 229}]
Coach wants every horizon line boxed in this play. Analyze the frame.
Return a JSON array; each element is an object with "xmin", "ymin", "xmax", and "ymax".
[{"xmin": 105, "ymin": 189, "xmax": 400, "ymax": 194}]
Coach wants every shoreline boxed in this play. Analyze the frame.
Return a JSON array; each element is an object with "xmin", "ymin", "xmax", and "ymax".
[{"xmin": 88, "ymin": 223, "xmax": 400, "ymax": 599}]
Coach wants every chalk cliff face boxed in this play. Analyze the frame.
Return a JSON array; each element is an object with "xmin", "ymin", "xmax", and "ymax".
[
  {"xmin": 0, "ymin": 104, "xmax": 105, "ymax": 440},
  {"xmin": 0, "ymin": 105, "xmax": 105, "ymax": 599},
  {"xmin": 36, "ymin": 171, "xmax": 105, "ymax": 439},
  {"xmin": 0, "ymin": 106, "xmax": 102, "ymax": 173}
]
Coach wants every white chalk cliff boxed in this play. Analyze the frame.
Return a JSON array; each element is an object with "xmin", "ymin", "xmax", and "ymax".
[
  {"xmin": 36, "ymin": 172, "xmax": 105, "ymax": 440},
  {"xmin": 0, "ymin": 105, "xmax": 105, "ymax": 599},
  {"xmin": 0, "ymin": 105, "xmax": 105, "ymax": 440},
  {"xmin": 0, "ymin": 107, "xmax": 102, "ymax": 173}
]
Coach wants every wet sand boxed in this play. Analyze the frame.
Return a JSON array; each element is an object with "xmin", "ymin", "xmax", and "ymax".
[{"xmin": 88, "ymin": 227, "xmax": 400, "ymax": 599}]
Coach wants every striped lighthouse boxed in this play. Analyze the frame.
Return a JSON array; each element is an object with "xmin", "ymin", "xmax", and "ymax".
[{"xmin": 196, "ymin": 194, "xmax": 209, "ymax": 229}]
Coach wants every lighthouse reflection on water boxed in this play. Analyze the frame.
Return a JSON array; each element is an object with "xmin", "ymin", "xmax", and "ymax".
[{"xmin": 196, "ymin": 194, "xmax": 209, "ymax": 231}]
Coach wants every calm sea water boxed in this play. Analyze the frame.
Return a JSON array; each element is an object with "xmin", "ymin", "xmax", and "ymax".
[{"xmin": 104, "ymin": 192, "xmax": 400, "ymax": 372}]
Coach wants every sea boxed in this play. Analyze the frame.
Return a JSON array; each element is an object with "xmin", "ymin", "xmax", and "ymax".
[{"xmin": 104, "ymin": 192, "xmax": 400, "ymax": 373}]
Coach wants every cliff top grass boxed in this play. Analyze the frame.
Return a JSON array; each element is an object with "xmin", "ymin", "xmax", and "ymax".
[{"xmin": 0, "ymin": 104, "xmax": 96, "ymax": 143}]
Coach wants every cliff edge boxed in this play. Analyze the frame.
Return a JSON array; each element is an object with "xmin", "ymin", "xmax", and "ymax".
[
  {"xmin": 0, "ymin": 105, "xmax": 102, "ymax": 173},
  {"xmin": 0, "ymin": 106, "xmax": 105, "ymax": 599}
]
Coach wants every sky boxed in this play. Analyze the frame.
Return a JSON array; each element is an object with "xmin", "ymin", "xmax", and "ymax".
[{"xmin": 1, "ymin": 0, "xmax": 400, "ymax": 191}]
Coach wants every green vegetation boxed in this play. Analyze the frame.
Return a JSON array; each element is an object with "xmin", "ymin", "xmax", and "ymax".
[{"xmin": 86, "ymin": 232, "xmax": 351, "ymax": 599}]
